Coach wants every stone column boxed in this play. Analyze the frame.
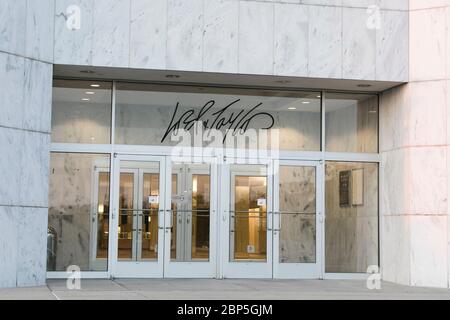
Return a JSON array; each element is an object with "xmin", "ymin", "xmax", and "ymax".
[
  {"xmin": 380, "ymin": 0, "xmax": 450, "ymax": 288},
  {"xmin": 0, "ymin": 0, "xmax": 54, "ymax": 287}
]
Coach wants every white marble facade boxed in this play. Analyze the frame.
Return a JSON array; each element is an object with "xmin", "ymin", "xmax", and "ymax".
[
  {"xmin": 11, "ymin": 0, "xmax": 450, "ymax": 290},
  {"xmin": 52, "ymin": 0, "xmax": 409, "ymax": 82},
  {"xmin": 379, "ymin": 0, "xmax": 450, "ymax": 289},
  {"xmin": 0, "ymin": 0, "xmax": 53, "ymax": 287}
]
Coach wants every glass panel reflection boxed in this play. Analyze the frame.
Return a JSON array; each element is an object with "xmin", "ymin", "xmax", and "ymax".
[
  {"xmin": 118, "ymin": 172, "xmax": 135, "ymax": 260},
  {"xmin": 141, "ymin": 173, "xmax": 159, "ymax": 260},
  {"xmin": 48, "ymin": 153, "xmax": 110, "ymax": 271},
  {"xmin": 171, "ymin": 164, "xmax": 210, "ymax": 262},
  {"xmin": 230, "ymin": 167, "xmax": 267, "ymax": 261},
  {"xmin": 96, "ymin": 172, "xmax": 110, "ymax": 259},
  {"xmin": 325, "ymin": 162, "xmax": 379, "ymax": 273}
]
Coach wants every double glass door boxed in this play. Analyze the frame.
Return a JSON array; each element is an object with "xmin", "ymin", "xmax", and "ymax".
[
  {"xmin": 111, "ymin": 155, "xmax": 216, "ymax": 278},
  {"xmin": 109, "ymin": 155, "xmax": 322, "ymax": 279},
  {"xmin": 222, "ymin": 160, "xmax": 323, "ymax": 279}
]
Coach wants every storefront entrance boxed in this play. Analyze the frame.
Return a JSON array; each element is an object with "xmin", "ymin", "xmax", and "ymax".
[{"xmin": 105, "ymin": 154, "xmax": 322, "ymax": 279}]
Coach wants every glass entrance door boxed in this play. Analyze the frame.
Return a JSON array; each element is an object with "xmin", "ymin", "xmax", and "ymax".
[
  {"xmin": 163, "ymin": 157, "xmax": 217, "ymax": 277},
  {"xmin": 272, "ymin": 160, "xmax": 323, "ymax": 279},
  {"xmin": 222, "ymin": 162, "xmax": 274, "ymax": 278},
  {"xmin": 112, "ymin": 155, "xmax": 166, "ymax": 278},
  {"xmin": 111, "ymin": 155, "xmax": 217, "ymax": 278},
  {"xmin": 222, "ymin": 159, "xmax": 322, "ymax": 279}
]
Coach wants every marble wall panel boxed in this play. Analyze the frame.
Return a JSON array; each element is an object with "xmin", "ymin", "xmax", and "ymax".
[
  {"xmin": 16, "ymin": 208, "xmax": 48, "ymax": 286},
  {"xmin": 54, "ymin": 0, "xmax": 94, "ymax": 65},
  {"xmin": 0, "ymin": 128, "xmax": 23, "ymax": 206},
  {"xmin": 19, "ymin": 132, "xmax": 51, "ymax": 208},
  {"xmin": 381, "ymin": 215, "xmax": 411, "ymax": 285},
  {"xmin": 0, "ymin": 206, "xmax": 19, "ymax": 288},
  {"xmin": 380, "ymin": 149, "xmax": 407, "ymax": 216},
  {"xmin": 167, "ymin": 0, "xmax": 203, "ymax": 71},
  {"xmin": 274, "ymin": 3, "xmax": 308, "ymax": 76},
  {"xmin": 410, "ymin": 215, "xmax": 448, "ymax": 288},
  {"xmin": 376, "ymin": 10, "xmax": 409, "ymax": 81},
  {"xmin": 407, "ymin": 147, "xmax": 447, "ymax": 215},
  {"xmin": 130, "ymin": 0, "xmax": 167, "ymax": 69},
  {"xmin": 407, "ymin": 81, "xmax": 446, "ymax": 147},
  {"xmin": 92, "ymin": 0, "xmax": 130, "ymax": 67},
  {"xmin": 343, "ymin": 7, "xmax": 376, "ymax": 80},
  {"xmin": 203, "ymin": 0, "xmax": 239, "ymax": 73},
  {"xmin": 379, "ymin": 84, "xmax": 409, "ymax": 152},
  {"xmin": 23, "ymin": 60, "xmax": 53, "ymax": 133},
  {"xmin": 238, "ymin": 1, "xmax": 274, "ymax": 75},
  {"xmin": 410, "ymin": 0, "xmax": 450, "ymax": 10},
  {"xmin": 0, "ymin": 0, "xmax": 26, "ymax": 56},
  {"xmin": 0, "ymin": 53, "xmax": 25, "ymax": 130},
  {"xmin": 25, "ymin": 0, "xmax": 55, "ymax": 63},
  {"xmin": 308, "ymin": 5, "xmax": 343, "ymax": 78},
  {"xmin": 410, "ymin": 7, "xmax": 446, "ymax": 81}
]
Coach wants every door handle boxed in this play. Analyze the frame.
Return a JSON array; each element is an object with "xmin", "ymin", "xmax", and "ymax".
[{"xmin": 165, "ymin": 209, "xmax": 173, "ymax": 230}]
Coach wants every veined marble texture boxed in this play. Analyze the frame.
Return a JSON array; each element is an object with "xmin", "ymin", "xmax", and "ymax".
[
  {"xmin": 0, "ymin": 53, "xmax": 25, "ymax": 130},
  {"xmin": 25, "ymin": 0, "xmax": 54, "ymax": 63},
  {"xmin": 54, "ymin": 0, "xmax": 95, "ymax": 65},
  {"xmin": 0, "ymin": 206, "xmax": 19, "ymax": 287},
  {"xmin": 203, "ymin": 0, "xmax": 239, "ymax": 73},
  {"xmin": 376, "ymin": 10, "xmax": 408, "ymax": 81},
  {"xmin": 274, "ymin": 3, "xmax": 308, "ymax": 76},
  {"xmin": 23, "ymin": 60, "xmax": 53, "ymax": 133},
  {"xmin": 238, "ymin": 1, "xmax": 274, "ymax": 75},
  {"xmin": 343, "ymin": 7, "xmax": 376, "ymax": 80},
  {"xmin": 50, "ymin": 0, "xmax": 409, "ymax": 81},
  {"xmin": 279, "ymin": 166, "xmax": 316, "ymax": 263},
  {"xmin": 0, "ymin": 0, "xmax": 26, "ymax": 56},
  {"xmin": 410, "ymin": 7, "xmax": 446, "ymax": 81},
  {"xmin": 0, "ymin": 127, "xmax": 23, "ymax": 206},
  {"xmin": 0, "ymin": 206, "xmax": 47, "ymax": 287},
  {"xmin": 20, "ymin": 131, "xmax": 51, "ymax": 208},
  {"xmin": 308, "ymin": 5, "xmax": 343, "ymax": 79},
  {"xmin": 16, "ymin": 208, "xmax": 47, "ymax": 286},
  {"xmin": 92, "ymin": 0, "xmax": 130, "ymax": 67},
  {"xmin": 130, "ymin": 0, "xmax": 167, "ymax": 69},
  {"xmin": 167, "ymin": 0, "xmax": 203, "ymax": 71}
]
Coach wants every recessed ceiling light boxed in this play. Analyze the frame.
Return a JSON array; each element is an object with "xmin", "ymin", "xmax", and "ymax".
[
  {"xmin": 317, "ymin": 95, "xmax": 321, "ymax": 98},
  {"xmin": 90, "ymin": 84, "xmax": 100, "ymax": 88},
  {"xmin": 288, "ymin": 107, "xmax": 297, "ymax": 110},
  {"xmin": 85, "ymin": 91, "xmax": 95, "ymax": 95},
  {"xmin": 357, "ymin": 84, "xmax": 372, "ymax": 88},
  {"xmin": 80, "ymin": 70, "xmax": 95, "ymax": 74},
  {"xmin": 165, "ymin": 74, "xmax": 180, "ymax": 79},
  {"xmin": 302, "ymin": 101, "xmax": 310, "ymax": 104},
  {"xmin": 82, "ymin": 98, "xmax": 90, "ymax": 101}
]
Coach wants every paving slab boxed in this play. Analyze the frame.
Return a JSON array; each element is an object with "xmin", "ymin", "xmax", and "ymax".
[{"xmin": 0, "ymin": 279, "xmax": 449, "ymax": 300}]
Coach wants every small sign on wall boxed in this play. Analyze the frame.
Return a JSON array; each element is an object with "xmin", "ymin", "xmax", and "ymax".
[
  {"xmin": 339, "ymin": 170, "xmax": 351, "ymax": 207},
  {"xmin": 148, "ymin": 195, "xmax": 159, "ymax": 204},
  {"xmin": 257, "ymin": 198, "xmax": 266, "ymax": 206}
]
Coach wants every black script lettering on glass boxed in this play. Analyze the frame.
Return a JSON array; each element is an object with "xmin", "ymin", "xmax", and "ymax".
[{"xmin": 161, "ymin": 99, "xmax": 275, "ymax": 144}]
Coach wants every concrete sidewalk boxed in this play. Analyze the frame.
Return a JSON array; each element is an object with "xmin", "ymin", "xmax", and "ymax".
[{"xmin": 0, "ymin": 279, "xmax": 449, "ymax": 300}]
